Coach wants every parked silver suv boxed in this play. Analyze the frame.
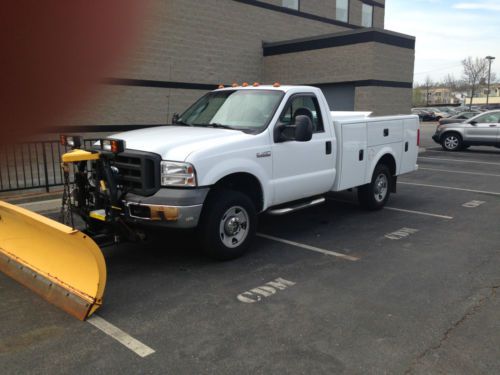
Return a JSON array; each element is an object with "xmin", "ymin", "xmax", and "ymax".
[{"xmin": 432, "ymin": 110, "xmax": 500, "ymax": 151}]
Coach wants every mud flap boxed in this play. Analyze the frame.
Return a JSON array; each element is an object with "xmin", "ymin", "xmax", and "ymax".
[{"xmin": 0, "ymin": 201, "xmax": 106, "ymax": 320}]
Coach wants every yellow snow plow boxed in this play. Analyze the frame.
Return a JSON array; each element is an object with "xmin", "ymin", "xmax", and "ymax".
[
  {"xmin": 0, "ymin": 201, "xmax": 106, "ymax": 320},
  {"xmin": 0, "ymin": 136, "xmax": 140, "ymax": 320}
]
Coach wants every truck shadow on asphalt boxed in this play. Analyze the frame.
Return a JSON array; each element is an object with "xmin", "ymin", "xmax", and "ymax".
[{"xmin": 101, "ymin": 196, "xmax": 364, "ymax": 271}]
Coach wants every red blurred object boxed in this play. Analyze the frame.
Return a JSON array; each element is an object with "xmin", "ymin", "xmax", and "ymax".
[{"xmin": 1, "ymin": 1, "xmax": 148, "ymax": 143}]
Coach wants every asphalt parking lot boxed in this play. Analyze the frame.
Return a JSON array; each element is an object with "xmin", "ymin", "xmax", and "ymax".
[{"xmin": 1, "ymin": 122, "xmax": 500, "ymax": 374}]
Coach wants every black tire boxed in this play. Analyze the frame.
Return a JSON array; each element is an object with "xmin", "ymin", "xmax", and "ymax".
[
  {"xmin": 199, "ymin": 189, "xmax": 257, "ymax": 260},
  {"xmin": 441, "ymin": 132, "xmax": 462, "ymax": 151},
  {"xmin": 358, "ymin": 164, "xmax": 392, "ymax": 210}
]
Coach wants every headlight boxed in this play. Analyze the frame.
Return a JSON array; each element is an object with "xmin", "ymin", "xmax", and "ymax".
[{"xmin": 160, "ymin": 161, "xmax": 197, "ymax": 187}]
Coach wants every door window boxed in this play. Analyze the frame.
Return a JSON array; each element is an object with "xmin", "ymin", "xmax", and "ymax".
[
  {"xmin": 279, "ymin": 95, "xmax": 324, "ymax": 133},
  {"xmin": 474, "ymin": 112, "xmax": 500, "ymax": 123}
]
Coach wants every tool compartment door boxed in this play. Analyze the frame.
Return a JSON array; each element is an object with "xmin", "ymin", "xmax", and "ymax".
[
  {"xmin": 337, "ymin": 122, "xmax": 367, "ymax": 191},
  {"xmin": 400, "ymin": 118, "xmax": 419, "ymax": 174},
  {"xmin": 367, "ymin": 119, "xmax": 403, "ymax": 147}
]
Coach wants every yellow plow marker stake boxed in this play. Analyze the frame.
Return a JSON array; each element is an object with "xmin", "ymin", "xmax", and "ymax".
[{"xmin": 0, "ymin": 201, "xmax": 106, "ymax": 320}]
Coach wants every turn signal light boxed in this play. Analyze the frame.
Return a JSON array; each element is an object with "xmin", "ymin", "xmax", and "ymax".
[
  {"xmin": 100, "ymin": 139, "xmax": 125, "ymax": 154},
  {"xmin": 60, "ymin": 135, "xmax": 82, "ymax": 149}
]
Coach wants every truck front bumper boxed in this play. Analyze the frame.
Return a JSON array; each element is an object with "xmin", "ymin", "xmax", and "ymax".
[{"xmin": 122, "ymin": 187, "xmax": 210, "ymax": 229}]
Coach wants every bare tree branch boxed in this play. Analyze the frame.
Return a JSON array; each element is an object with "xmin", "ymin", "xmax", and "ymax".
[{"xmin": 462, "ymin": 56, "xmax": 489, "ymax": 109}]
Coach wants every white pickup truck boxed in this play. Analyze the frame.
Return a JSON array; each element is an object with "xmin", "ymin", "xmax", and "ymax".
[{"xmin": 89, "ymin": 85, "xmax": 419, "ymax": 259}]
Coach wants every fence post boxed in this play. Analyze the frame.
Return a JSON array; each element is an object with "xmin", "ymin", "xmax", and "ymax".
[{"xmin": 42, "ymin": 144, "xmax": 50, "ymax": 192}]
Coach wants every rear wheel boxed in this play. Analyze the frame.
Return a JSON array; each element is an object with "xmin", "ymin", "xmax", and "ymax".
[
  {"xmin": 199, "ymin": 189, "xmax": 256, "ymax": 260},
  {"xmin": 358, "ymin": 164, "xmax": 391, "ymax": 210},
  {"xmin": 441, "ymin": 132, "xmax": 462, "ymax": 151}
]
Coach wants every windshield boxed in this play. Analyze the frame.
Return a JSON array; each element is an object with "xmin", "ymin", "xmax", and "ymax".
[{"xmin": 176, "ymin": 90, "xmax": 284, "ymax": 132}]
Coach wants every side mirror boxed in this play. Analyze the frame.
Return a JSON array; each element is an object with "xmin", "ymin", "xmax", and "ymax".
[
  {"xmin": 273, "ymin": 115, "xmax": 313, "ymax": 143},
  {"xmin": 294, "ymin": 115, "xmax": 313, "ymax": 142},
  {"xmin": 469, "ymin": 120, "xmax": 477, "ymax": 125},
  {"xmin": 172, "ymin": 113, "xmax": 179, "ymax": 124}
]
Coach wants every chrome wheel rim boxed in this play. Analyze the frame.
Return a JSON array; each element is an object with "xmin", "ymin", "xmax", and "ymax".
[
  {"xmin": 444, "ymin": 136, "xmax": 459, "ymax": 150},
  {"xmin": 374, "ymin": 173, "xmax": 388, "ymax": 203},
  {"xmin": 219, "ymin": 206, "xmax": 249, "ymax": 248}
]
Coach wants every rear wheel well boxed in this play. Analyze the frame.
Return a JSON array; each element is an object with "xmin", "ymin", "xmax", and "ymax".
[
  {"xmin": 210, "ymin": 173, "xmax": 264, "ymax": 212},
  {"xmin": 377, "ymin": 154, "xmax": 396, "ymax": 176}
]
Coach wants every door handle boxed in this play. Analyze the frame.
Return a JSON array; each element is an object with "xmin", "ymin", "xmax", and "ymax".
[
  {"xmin": 405, "ymin": 141, "xmax": 409, "ymax": 152},
  {"xmin": 325, "ymin": 141, "xmax": 332, "ymax": 155},
  {"xmin": 489, "ymin": 124, "xmax": 497, "ymax": 127},
  {"xmin": 359, "ymin": 150, "xmax": 364, "ymax": 161},
  {"xmin": 384, "ymin": 129, "xmax": 389, "ymax": 137}
]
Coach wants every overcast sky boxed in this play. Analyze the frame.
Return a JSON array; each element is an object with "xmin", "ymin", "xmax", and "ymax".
[{"xmin": 385, "ymin": 0, "xmax": 500, "ymax": 85}]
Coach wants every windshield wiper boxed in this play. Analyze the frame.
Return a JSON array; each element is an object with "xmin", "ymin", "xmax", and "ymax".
[
  {"xmin": 193, "ymin": 123, "xmax": 237, "ymax": 130},
  {"xmin": 173, "ymin": 120, "xmax": 192, "ymax": 126}
]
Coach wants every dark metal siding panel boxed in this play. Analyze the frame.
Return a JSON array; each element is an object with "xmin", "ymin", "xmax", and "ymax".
[{"xmin": 320, "ymin": 84, "xmax": 355, "ymax": 111}]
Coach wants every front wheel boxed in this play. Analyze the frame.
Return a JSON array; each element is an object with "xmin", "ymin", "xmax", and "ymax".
[
  {"xmin": 199, "ymin": 189, "xmax": 257, "ymax": 260},
  {"xmin": 441, "ymin": 133, "xmax": 462, "ymax": 151},
  {"xmin": 358, "ymin": 164, "xmax": 392, "ymax": 210}
]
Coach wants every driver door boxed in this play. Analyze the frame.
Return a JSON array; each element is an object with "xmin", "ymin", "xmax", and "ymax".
[
  {"xmin": 271, "ymin": 93, "xmax": 335, "ymax": 206},
  {"xmin": 465, "ymin": 112, "xmax": 500, "ymax": 144}
]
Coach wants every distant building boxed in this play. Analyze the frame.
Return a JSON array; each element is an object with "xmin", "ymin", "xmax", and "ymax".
[
  {"xmin": 467, "ymin": 83, "xmax": 500, "ymax": 105},
  {"xmin": 427, "ymin": 88, "xmax": 456, "ymax": 105}
]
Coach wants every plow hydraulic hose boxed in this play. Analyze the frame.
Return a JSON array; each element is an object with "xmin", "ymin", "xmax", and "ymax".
[{"xmin": 0, "ymin": 201, "xmax": 106, "ymax": 320}]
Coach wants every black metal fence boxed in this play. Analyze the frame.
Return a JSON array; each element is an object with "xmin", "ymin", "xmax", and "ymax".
[{"xmin": 0, "ymin": 140, "xmax": 97, "ymax": 193}]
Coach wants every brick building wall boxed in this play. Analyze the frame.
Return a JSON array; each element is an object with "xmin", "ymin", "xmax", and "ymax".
[{"xmin": 62, "ymin": 0, "xmax": 412, "ymax": 131}]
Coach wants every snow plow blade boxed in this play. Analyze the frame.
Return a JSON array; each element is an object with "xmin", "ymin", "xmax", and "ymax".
[{"xmin": 0, "ymin": 201, "xmax": 106, "ymax": 320}]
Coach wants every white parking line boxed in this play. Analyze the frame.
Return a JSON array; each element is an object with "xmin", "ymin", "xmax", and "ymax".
[
  {"xmin": 399, "ymin": 181, "xmax": 500, "ymax": 196},
  {"xmin": 87, "ymin": 315, "xmax": 155, "ymax": 358},
  {"xmin": 257, "ymin": 233, "xmax": 359, "ymax": 261},
  {"xmin": 419, "ymin": 167, "xmax": 500, "ymax": 178},
  {"xmin": 327, "ymin": 197, "xmax": 453, "ymax": 219},
  {"xmin": 384, "ymin": 207, "xmax": 453, "ymax": 220},
  {"xmin": 419, "ymin": 156, "xmax": 500, "ymax": 166}
]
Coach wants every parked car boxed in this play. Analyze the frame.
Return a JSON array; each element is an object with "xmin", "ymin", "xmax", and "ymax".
[
  {"xmin": 480, "ymin": 104, "xmax": 500, "ymax": 111},
  {"xmin": 439, "ymin": 107, "xmax": 457, "ymax": 115},
  {"xmin": 432, "ymin": 110, "xmax": 500, "ymax": 151},
  {"xmin": 439, "ymin": 111, "xmax": 480, "ymax": 125},
  {"xmin": 427, "ymin": 108, "xmax": 451, "ymax": 120},
  {"xmin": 413, "ymin": 107, "xmax": 448, "ymax": 121},
  {"xmin": 412, "ymin": 109, "xmax": 436, "ymax": 121}
]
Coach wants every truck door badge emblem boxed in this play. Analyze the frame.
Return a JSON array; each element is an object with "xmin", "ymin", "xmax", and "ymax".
[{"xmin": 256, "ymin": 151, "xmax": 271, "ymax": 158}]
